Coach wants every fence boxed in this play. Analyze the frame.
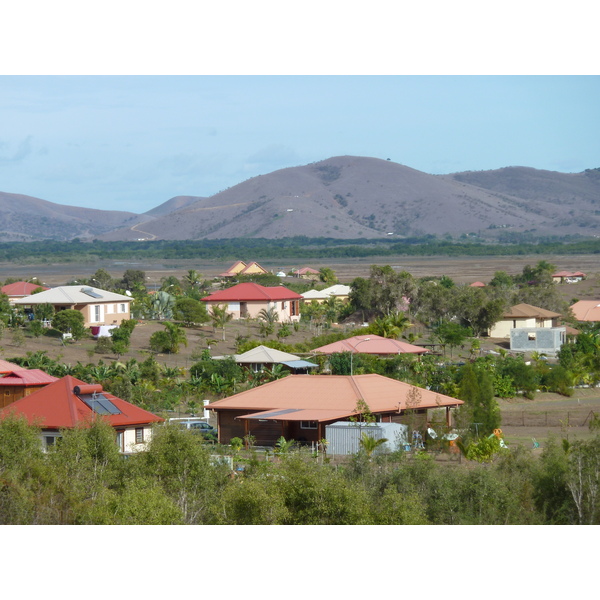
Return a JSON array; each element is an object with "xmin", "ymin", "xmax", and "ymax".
[{"xmin": 501, "ymin": 409, "xmax": 597, "ymax": 428}]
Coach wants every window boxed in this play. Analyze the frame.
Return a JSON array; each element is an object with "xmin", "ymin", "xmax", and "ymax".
[
  {"xmin": 44, "ymin": 434, "xmax": 61, "ymax": 451},
  {"xmin": 528, "ymin": 332, "xmax": 537, "ymax": 340},
  {"xmin": 290, "ymin": 300, "xmax": 298, "ymax": 316},
  {"xmin": 119, "ymin": 303, "xmax": 127, "ymax": 313},
  {"xmin": 300, "ymin": 421, "xmax": 318, "ymax": 429},
  {"xmin": 135, "ymin": 428, "xmax": 144, "ymax": 444},
  {"xmin": 94, "ymin": 305, "xmax": 101, "ymax": 322},
  {"xmin": 116, "ymin": 431, "xmax": 124, "ymax": 452}
]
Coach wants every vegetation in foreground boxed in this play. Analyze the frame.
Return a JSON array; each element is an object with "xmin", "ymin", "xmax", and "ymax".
[{"xmin": 1, "ymin": 417, "xmax": 599, "ymax": 525}]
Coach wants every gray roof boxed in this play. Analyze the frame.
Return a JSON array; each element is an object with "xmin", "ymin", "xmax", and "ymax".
[
  {"xmin": 13, "ymin": 286, "xmax": 131, "ymax": 305},
  {"xmin": 280, "ymin": 360, "xmax": 318, "ymax": 369}
]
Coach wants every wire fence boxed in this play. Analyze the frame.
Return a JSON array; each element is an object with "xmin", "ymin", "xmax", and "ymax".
[{"xmin": 501, "ymin": 409, "xmax": 597, "ymax": 428}]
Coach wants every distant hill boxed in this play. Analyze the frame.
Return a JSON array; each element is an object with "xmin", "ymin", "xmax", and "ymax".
[
  {"xmin": 0, "ymin": 191, "xmax": 144, "ymax": 242},
  {"xmin": 4, "ymin": 158, "xmax": 600, "ymax": 242},
  {"xmin": 100, "ymin": 157, "xmax": 600, "ymax": 242},
  {"xmin": 144, "ymin": 195, "xmax": 205, "ymax": 217}
]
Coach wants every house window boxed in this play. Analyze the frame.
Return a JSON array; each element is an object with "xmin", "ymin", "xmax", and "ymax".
[
  {"xmin": 94, "ymin": 305, "xmax": 101, "ymax": 322},
  {"xmin": 290, "ymin": 300, "xmax": 298, "ymax": 316},
  {"xmin": 300, "ymin": 421, "xmax": 318, "ymax": 429},
  {"xmin": 44, "ymin": 434, "xmax": 61, "ymax": 451},
  {"xmin": 119, "ymin": 303, "xmax": 127, "ymax": 313},
  {"xmin": 135, "ymin": 428, "xmax": 144, "ymax": 444},
  {"xmin": 116, "ymin": 430, "xmax": 124, "ymax": 452}
]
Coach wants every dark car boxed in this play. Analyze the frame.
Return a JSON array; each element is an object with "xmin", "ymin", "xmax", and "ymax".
[{"xmin": 187, "ymin": 421, "xmax": 218, "ymax": 439}]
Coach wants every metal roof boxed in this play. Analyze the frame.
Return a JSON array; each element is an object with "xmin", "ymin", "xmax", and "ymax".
[{"xmin": 13, "ymin": 285, "xmax": 131, "ymax": 305}]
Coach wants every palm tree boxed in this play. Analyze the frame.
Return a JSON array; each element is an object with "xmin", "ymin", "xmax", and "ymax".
[
  {"xmin": 160, "ymin": 321, "xmax": 188, "ymax": 354},
  {"xmin": 358, "ymin": 432, "xmax": 388, "ymax": 458},
  {"xmin": 209, "ymin": 304, "xmax": 233, "ymax": 341}
]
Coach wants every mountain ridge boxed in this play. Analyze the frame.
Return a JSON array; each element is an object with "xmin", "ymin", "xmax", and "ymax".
[{"xmin": 2, "ymin": 157, "xmax": 599, "ymax": 242}]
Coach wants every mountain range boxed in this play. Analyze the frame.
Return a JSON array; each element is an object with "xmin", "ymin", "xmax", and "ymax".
[{"xmin": 2, "ymin": 156, "xmax": 599, "ymax": 242}]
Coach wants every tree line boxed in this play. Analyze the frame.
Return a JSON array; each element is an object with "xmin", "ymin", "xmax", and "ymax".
[{"xmin": 1, "ymin": 236, "xmax": 600, "ymax": 263}]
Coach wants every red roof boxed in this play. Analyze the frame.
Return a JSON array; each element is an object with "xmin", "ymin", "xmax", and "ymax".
[
  {"xmin": 1, "ymin": 281, "xmax": 50, "ymax": 297},
  {"xmin": 0, "ymin": 359, "xmax": 24, "ymax": 374},
  {"xmin": 469, "ymin": 281, "xmax": 486, "ymax": 287},
  {"xmin": 0, "ymin": 375, "xmax": 164, "ymax": 429},
  {"xmin": 202, "ymin": 282, "xmax": 303, "ymax": 302},
  {"xmin": 313, "ymin": 334, "xmax": 429, "ymax": 355},
  {"xmin": 0, "ymin": 369, "xmax": 58, "ymax": 386}
]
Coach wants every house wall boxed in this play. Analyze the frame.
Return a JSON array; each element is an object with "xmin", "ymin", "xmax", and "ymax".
[
  {"xmin": 510, "ymin": 327, "xmax": 566, "ymax": 356},
  {"xmin": 0, "ymin": 385, "xmax": 46, "ymax": 409},
  {"xmin": 40, "ymin": 423, "xmax": 155, "ymax": 453},
  {"xmin": 206, "ymin": 300, "xmax": 300, "ymax": 322},
  {"xmin": 83, "ymin": 301, "xmax": 131, "ymax": 327},
  {"xmin": 489, "ymin": 317, "xmax": 538, "ymax": 338}
]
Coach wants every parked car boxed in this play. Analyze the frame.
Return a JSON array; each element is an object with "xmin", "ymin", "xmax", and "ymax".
[{"xmin": 170, "ymin": 418, "xmax": 217, "ymax": 440}]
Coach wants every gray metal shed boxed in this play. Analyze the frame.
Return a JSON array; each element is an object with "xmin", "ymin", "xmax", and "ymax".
[{"xmin": 325, "ymin": 421, "xmax": 409, "ymax": 456}]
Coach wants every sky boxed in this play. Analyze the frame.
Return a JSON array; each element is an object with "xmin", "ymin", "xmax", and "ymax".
[
  {"xmin": 1, "ymin": 3, "xmax": 598, "ymax": 215},
  {"xmin": 1, "ymin": 75, "xmax": 598, "ymax": 214}
]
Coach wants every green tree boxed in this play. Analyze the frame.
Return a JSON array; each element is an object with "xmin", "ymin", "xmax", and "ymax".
[
  {"xmin": 319, "ymin": 267, "xmax": 338, "ymax": 284},
  {"xmin": 90, "ymin": 268, "xmax": 114, "ymax": 291},
  {"xmin": 434, "ymin": 321, "xmax": 472, "ymax": 358},
  {"xmin": 52, "ymin": 309, "xmax": 87, "ymax": 340},
  {"xmin": 149, "ymin": 322, "xmax": 188, "ymax": 354},
  {"xmin": 120, "ymin": 269, "xmax": 146, "ymax": 292},
  {"xmin": 174, "ymin": 297, "xmax": 209, "ymax": 327},
  {"xmin": 458, "ymin": 363, "xmax": 500, "ymax": 437}
]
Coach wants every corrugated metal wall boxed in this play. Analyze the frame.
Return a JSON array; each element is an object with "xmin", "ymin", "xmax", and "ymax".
[{"xmin": 326, "ymin": 421, "xmax": 409, "ymax": 455}]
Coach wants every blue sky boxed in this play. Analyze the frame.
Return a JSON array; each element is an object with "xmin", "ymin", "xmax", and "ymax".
[{"xmin": 1, "ymin": 75, "xmax": 598, "ymax": 214}]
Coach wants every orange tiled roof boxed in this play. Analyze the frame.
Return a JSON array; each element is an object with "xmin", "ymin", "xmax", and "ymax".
[
  {"xmin": 0, "ymin": 359, "xmax": 24, "ymax": 374},
  {"xmin": 313, "ymin": 334, "xmax": 428, "ymax": 355},
  {"xmin": 206, "ymin": 373, "xmax": 462, "ymax": 420},
  {"xmin": 1, "ymin": 281, "xmax": 50, "ymax": 297},
  {"xmin": 571, "ymin": 300, "xmax": 600, "ymax": 322}
]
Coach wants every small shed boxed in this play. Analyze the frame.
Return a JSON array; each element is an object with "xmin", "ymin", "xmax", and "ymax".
[{"xmin": 325, "ymin": 421, "xmax": 408, "ymax": 456}]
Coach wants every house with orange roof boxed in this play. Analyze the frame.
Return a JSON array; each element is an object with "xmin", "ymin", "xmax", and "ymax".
[
  {"xmin": 202, "ymin": 282, "xmax": 302, "ymax": 322},
  {"xmin": 293, "ymin": 267, "xmax": 320, "ymax": 280},
  {"xmin": 205, "ymin": 373, "xmax": 463, "ymax": 446},
  {"xmin": 469, "ymin": 281, "xmax": 486, "ymax": 288},
  {"xmin": 488, "ymin": 303, "xmax": 561, "ymax": 338},
  {"xmin": 0, "ymin": 375, "xmax": 164, "ymax": 452},
  {"xmin": 313, "ymin": 334, "xmax": 428, "ymax": 356},
  {"xmin": 1, "ymin": 280, "xmax": 50, "ymax": 303},
  {"xmin": 0, "ymin": 368, "xmax": 58, "ymax": 409},
  {"xmin": 570, "ymin": 300, "xmax": 600, "ymax": 322},
  {"xmin": 218, "ymin": 261, "xmax": 269, "ymax": 278},
  {"xmin": 552, "ymin": 270, "xmax": 587, "ymax": 284}
]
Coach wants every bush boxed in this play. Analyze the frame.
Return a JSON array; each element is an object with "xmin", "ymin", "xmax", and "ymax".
[{"xmin": 95, "ymin": 336, "xmax": 113, "ymax": 354}]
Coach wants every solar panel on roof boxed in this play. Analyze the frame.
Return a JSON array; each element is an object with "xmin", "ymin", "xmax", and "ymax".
[
  {"xmin": 80, "ymin": 393, "xmax": 122, "ymax": 415},
  {"xmin": 81, "ymin": 287, "xmax": 103, "ymax": 299}
]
